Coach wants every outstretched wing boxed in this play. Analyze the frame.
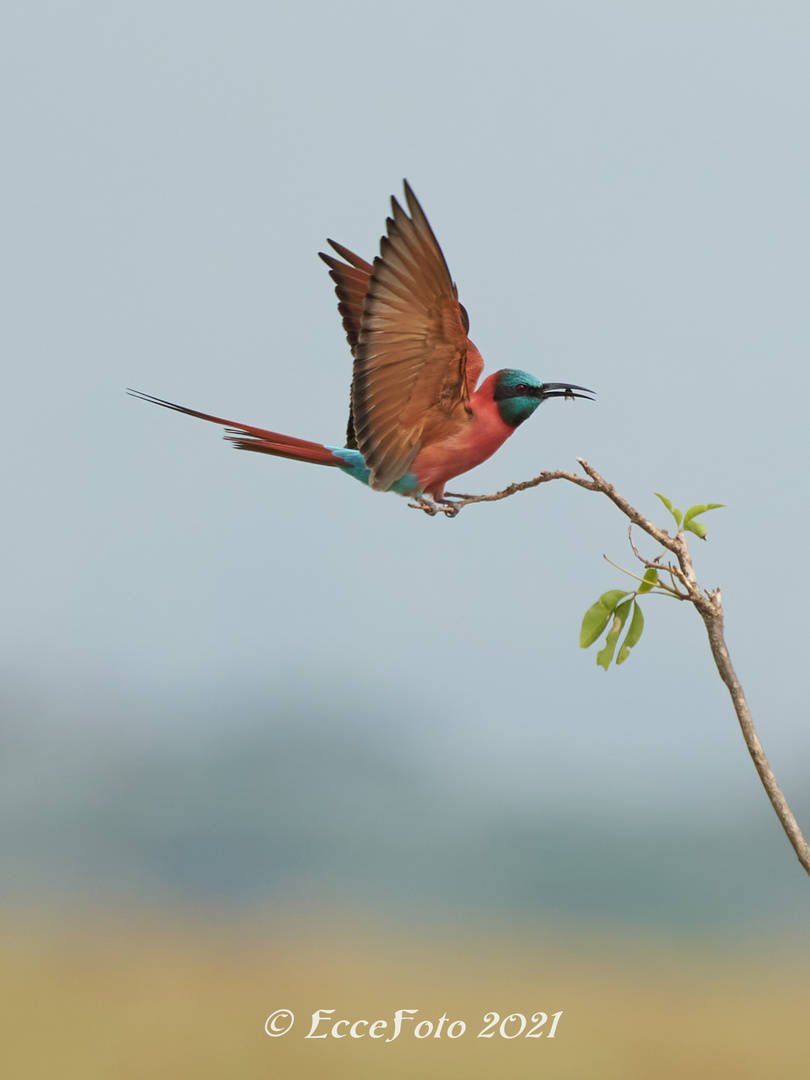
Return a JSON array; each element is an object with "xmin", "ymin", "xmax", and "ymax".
[{"xmin": 351, "ymin": 182, "xmax": 484, "ymax": 491}]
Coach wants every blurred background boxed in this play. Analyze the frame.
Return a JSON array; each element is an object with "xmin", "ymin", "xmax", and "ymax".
[{"xmin": 2, "ymin": 1, "xmax": 810, "ymax": 1076}]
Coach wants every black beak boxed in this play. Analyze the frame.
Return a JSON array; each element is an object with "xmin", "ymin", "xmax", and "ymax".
[{"xmin": 540, "ymin": 382, "xmax": 595, "ymax": 402}]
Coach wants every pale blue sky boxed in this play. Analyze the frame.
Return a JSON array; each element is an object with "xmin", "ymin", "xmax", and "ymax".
[{"xmin": 2, "ymin": 2, "xmax": 810, "ymax": 914}]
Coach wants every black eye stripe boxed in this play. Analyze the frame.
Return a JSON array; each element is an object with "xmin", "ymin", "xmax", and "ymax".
[{"xmin": 493, "ymin": 377, "xmax": 544, "ymax": 402}]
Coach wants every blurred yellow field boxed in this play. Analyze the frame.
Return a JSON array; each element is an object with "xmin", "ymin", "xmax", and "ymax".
[{"xmin": 3, "ymin": 909, "xmax": 808, "ymax": 1080}]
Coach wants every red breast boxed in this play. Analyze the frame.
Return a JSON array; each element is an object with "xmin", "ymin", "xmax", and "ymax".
[{"xmin": 410, "ymin": 373, "xmax": 515, "ymax": 498}]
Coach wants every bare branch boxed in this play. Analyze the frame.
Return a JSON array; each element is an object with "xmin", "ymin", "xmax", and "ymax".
[
  {"xmin": 446, "ymin": 466, "xmax": 598, "ymax": 506},
  {"xmin": 698, "ymin": 591, "xmax": 810, "ymax": 876}
]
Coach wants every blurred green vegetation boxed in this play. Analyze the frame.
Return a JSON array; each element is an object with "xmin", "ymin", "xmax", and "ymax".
[
  {"xmin": 2, "ymin": 700, "xmax": 809, "ymax": 930},
  {"xmin": 3, "ymin": 909, "xmax": 809, "ymax": 1079}
]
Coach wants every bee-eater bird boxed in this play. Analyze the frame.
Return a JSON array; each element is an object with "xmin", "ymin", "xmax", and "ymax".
[{"xmin": 130, "ymin": 182, "xmax": 593, "ymax": 515}]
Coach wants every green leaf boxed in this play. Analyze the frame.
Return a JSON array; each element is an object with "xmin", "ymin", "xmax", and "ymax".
[
  {"xmin": 684, "ymin": 519, "xmax": 707, "ymax": 539},
  {"xmin": 616, "ymin": 601, "xmax": 645, "ymax": 664},
  {"xmin": 637, "ymin": 568, "xmax": 658, "ymax": 594},
  {"xmin": 596, "ymin": 598, "xmax": 632, "ymax": 670},
  {"xmin": 682, "ymin": 503, "xmax": 725, "ymax": 527},
  {"xmin": 653, "ymin": 491, "xmax": 682, "ymax": 529},
  {"xmin": 683, "ymin": 503, "xmax": 724, "ymax": 540},
  {"xmin": 580, "ymin": 590, "xmax": 631, "ymax": 648},
  {"xmin": 653, "ymin": 491, "xmax": 673, "ymax": 513}
]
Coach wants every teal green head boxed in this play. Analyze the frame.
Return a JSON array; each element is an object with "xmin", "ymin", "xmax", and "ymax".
[{"xmin": 492, "ymin": 369, "xmax": 594, "ymax": 427}]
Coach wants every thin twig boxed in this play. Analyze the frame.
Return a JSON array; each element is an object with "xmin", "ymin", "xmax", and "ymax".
[{"xmin": 600, "ymin": 554, "xmax": 686, "ymax": 599}]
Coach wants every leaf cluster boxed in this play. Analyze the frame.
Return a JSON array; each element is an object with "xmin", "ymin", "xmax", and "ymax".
[
  {"xmin": 580, "ymin": 493, "xmax": 723, "ymax": 669},
  {"xmin": 579, "ymin": 570, "xmax": 656, "ymax": 670},
  {"xmin": 653, "ymin": 493, "xmax": 724, "ymax": 540}
]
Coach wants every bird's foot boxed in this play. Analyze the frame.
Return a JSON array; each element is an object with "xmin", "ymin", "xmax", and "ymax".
[
  {"xmin": 408, "ymin": 496, "xmax": 462, "ymax": 518},
  {"xmin": 408, "ymin": 497, "xmax": 439, "ymax": 516}
]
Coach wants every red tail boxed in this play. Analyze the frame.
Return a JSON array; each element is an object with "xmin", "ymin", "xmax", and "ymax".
[{"xmin": 128, "ymin": 390, "xmax": 342, "ymax": 467}]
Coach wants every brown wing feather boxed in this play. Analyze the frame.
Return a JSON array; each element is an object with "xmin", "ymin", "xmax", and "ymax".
[
  {"xmin": 318, "ymin": 240, "xmax": 373, "ymax": 354},
  {"xmin": 319, "ymin": 241, "xmax": 375, "ymax": 451},
  {"xmin": 352, "ymin": 182, "xmax": 483, "ymax": 491}
]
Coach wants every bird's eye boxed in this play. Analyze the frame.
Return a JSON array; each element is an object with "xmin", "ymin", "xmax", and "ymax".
[{"xmin": 515, "ymin": 383, "xmax": 528, "ymax": 393}]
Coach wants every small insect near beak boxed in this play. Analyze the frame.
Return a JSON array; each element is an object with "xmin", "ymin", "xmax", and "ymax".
[{"xmin": 540, "ymin": 382, "xmax": 595, "ymax": 403}]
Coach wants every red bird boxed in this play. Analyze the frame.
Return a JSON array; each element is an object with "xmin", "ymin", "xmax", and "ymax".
[{"xmin": 130, "ymin": 182, "xmax": 593, "ymax": 515}]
